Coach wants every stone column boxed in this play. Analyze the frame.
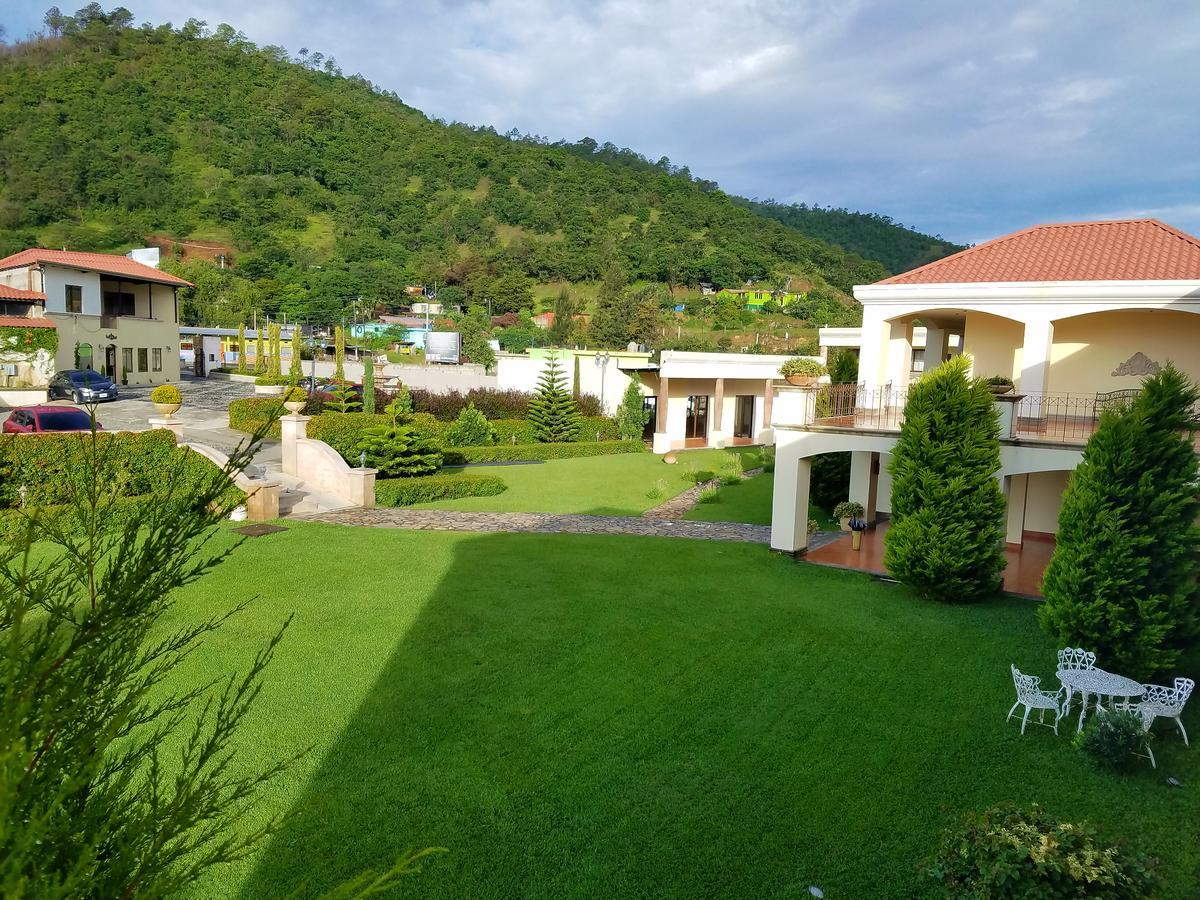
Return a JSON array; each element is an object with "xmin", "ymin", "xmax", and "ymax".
[
  {"xmin": 652, "ymin": 375, "xmax": 671, "ymax": 454},
  {"xmin": 770, "ymin": 446, "xmax": 812, "ymax": 554},
  {"xmin": 710, "ymin": 377, "xmax": 725, "ymax": 447},
  {"xmin": 280, "ymin": 414, "xmax": 310, "ymax": 476},
  {"xmin": 1019, "ymin": 318, "xmax": 1054, "ymax": 395},
  {"xmin": 848, "ymin": 450, "xmax": 879, "ymax": 524},
  {"xmin": 856, "ymin": 307, "xmax": 889, "ymax": 391},
  {"xmin": 148, "ymin": 416, "xmax": 184, "ymax": 439},
  {"xmin": 1004, "ymin": 473, "xmax": 1027, "ymax": 545},
  {"xmin": 921, "ymin": 324, "xmax": 946, "ymax": 370},
  {"xmin": 885, "ymin": 319, "xmax": 915, "ymax": 391}
]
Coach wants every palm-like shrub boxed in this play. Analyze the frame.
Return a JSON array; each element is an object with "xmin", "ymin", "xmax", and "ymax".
[
  {"xmin": 444, "ymin": 402, "xmax": 496, "ymax": 447},
  {"xmin": 527, "ymin": 357, "xmax": 580, "ymax": 443},
  {"xmin": 615, "ymin": 372, "xmax": 651, "ymax": 440},
  {"xmin": 1040, "ymin": 365, "xmax": 1200, "ymax": 679},
  {"xmin": 356, "ymin": 399, "xmax": 442, "ymax": 476},
  {"xmin": 884, "ymin": 356, "xmax": 1005, "ymax": 602}
]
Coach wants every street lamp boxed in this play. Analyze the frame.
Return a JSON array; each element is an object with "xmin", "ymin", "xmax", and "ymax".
[{"xmin": 594, "ymin": 351, "xmax": 612, "ymax": 411}]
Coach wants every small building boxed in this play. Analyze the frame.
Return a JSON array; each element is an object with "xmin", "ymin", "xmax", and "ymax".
[
  {"xmin": 180, "ymin": 325, "xmax": 299, "ymax": 373},
  {"xmin": 0, "ymin": 248, "xmax": 191, "ymax": 385}
]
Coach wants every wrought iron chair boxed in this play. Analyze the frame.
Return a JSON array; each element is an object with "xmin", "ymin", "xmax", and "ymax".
[
  {"xmin": 1137, "ymin": 678, "xmax": 1194, "ymax": 746},
  {"xmin": 1097, "ymin": 704, "xmax": 1157, "ymax": 768},
  {"xmin": 1008, "ymin": 666, "xmax": 1064, "ymax": 735},
  {"xmin": 1055, "ymin": 647, "xmax": 1097, "ymax": 713}
]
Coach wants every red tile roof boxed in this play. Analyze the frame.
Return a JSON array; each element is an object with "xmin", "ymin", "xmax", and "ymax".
[
  {"xmin": 0, "ymin": 316, "xmax": 54, "ymax": 328},
  {"xmin": 878, "ymin": 219, "xmax": 1200, "ymax": 285},
  {"xmin": 0, "ymin": 248, "xmax": 193, "ymax": 287},
  {"xmin": 0, "ymin": 284, "xmax": 47, "ymax": 301}
]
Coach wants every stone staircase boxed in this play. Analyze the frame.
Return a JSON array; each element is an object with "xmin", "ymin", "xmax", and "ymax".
[{"xmin": 262, "ymin": 467, "xmax": 356, "ymax": 518}]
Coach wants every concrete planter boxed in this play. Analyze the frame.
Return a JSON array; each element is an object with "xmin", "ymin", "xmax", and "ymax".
[
  {"xmin": 283, "ymin": 400, "xmax": 306, "ymax": 414},
  {"xmin": 785, "ymin": 374, "xmax": 818, "ymax": 386},
  {"xmin": 153, "ymin": 401, "xmax": 182, "ymax": 418},
  {"xmin": 839, "ymin": 516, "xmax": 853, "ymax": 532},
  {"xmin": 0, "ymin": 387, "xmax": 48, "ymax": 406},
  {"xmin": 254, "ymin": 383, "xmax": 286, "ymax": 395}
]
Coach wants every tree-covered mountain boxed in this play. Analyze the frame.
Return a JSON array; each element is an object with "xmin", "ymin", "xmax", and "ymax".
[
  {"xmin": 0, "ymin": 7, "xmax": 952, "ymax": 330},
  {"xmin": 735, "ymin": 199, "xmax": 965, "ymax": 274}
]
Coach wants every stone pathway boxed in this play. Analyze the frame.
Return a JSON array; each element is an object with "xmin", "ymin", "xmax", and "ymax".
[
  {"xmin": 307, "ymin": 507, "xmax": 772, "ymax": 544},
  {"xmin": 642, "ymin": 467, "xmax": 763, "ymax": 519}
]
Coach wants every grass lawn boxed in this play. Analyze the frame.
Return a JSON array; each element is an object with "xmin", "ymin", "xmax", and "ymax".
[
  {"xmin": 166, "ymin": 523, "xmax": 1199, "ymax": 898},
  {"xmin": 415, "ymin": 448, "xmax": 750, "ymax": 515},
  {"xmin": 684, "ymin": 471, "xmax": 836, "ymax": 528}
]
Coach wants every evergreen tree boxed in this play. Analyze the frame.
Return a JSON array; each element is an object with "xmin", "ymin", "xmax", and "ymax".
[
  {"xmin": 268, "ymin": 324, "xmax": 282, "ymax": 378},
  {"xmin": 361, "ymin": 358, "xmax": 376, "ymax": 414},
  {"xmin": 459, "ymin": 315, "xmax": 496, "ymax": 372},
  {"xmin": 548, "ymin": 288, "xmax": 580, "ymax": 346},
  {"xmin": 288, "ymin": 326, "xmax": 303, "ymax": 385},
  {"xmin": 236, "ymin": 323, "xmax": 248, "ymax": 374},
  {"xmin": 393, "ymin": 381, "xmax": 413, "ymax": 415},
  {"xmin": 356, "ymin": 398, "xmax": 442, "ymax": 476},
  {"xmin": 527, "ymin": 357, "xmax": 581, "ymax": 443},
  {"xmin": 445, "ymin": 402, "xmax": 497, "ymax": 447},
  {"xmin": 254, "ymin": 327, "xmax": 266, "ymax": 374},
  {"xmin": 588, "ymin": 264, "xmax": 633, "ymax": 348},
  {"xmin": 828, "ymin": 348, "xmax": 859, "ymax": 384},
  {"xmin": 615, "ymin": 372, "xmax": 651, "ymax": 439},
  {"xmin": 334, "ymin": 325, "xmax": 346, "ymax": 382},
  {"xmin": 883, "ymin": 356, "xmax": 1006, "ymax": 603},
  {"xmin": 1040, "ymin": 365, "xmax": 1200, "ymax": 678}
]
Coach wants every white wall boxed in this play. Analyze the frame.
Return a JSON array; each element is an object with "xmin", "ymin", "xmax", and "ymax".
[{"xmin": 42, "ymin": 266, "xmax": 102, "ymax": 315}]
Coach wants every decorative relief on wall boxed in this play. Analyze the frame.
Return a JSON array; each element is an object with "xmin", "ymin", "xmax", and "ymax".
[{"xmin": 1111, "ymin": 352, "xmax": 1162, "ymax": 377}]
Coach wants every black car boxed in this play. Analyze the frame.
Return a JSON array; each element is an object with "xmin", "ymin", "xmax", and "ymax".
[{"xmin": 47, "ymin": 369, "xmax": 119, "ymax": 403}]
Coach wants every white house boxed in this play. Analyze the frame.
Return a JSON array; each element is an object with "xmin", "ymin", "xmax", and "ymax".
[{"xmin": 771, "ymin": 219, "xmax": 1200, "ymax": 585}]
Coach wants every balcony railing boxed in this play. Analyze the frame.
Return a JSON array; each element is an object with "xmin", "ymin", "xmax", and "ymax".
[{"xmin": 806, "ymin": 384, "xmax": 1200, "ymax": 448}]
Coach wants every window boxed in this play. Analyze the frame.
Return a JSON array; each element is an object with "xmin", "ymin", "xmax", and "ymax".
[
  {"xmin": 121, "ymin": 347, "xmax": 133, "ymax": 376},
  {"xmin": 152, "ymin": 348, "xmax": 162, "ymax": 372},
  {"xmin": 911, "ymin": 348, "xmax": 926, "ymax": 373},
  {"xmin": 102, "ymin": 291, "xmax": 136, "ymax": 317},
  {"xmin": 137, "ymin": 348, "xmax": 149, "ymax": 372},
  {"xmin": 66, "ymin": 285, "xmax": 83, "ymax": 314}
]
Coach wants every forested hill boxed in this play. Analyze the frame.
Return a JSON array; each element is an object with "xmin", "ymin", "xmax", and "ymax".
[
  {"xmin": 735, "ymin": 199, "xmax": 965, "ymax": 274},
  {"xmin": 0, "ymin": 9, "xmax": 948, "ymax": 327}
]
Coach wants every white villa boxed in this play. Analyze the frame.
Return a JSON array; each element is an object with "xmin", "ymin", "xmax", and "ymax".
[{"xmin": 770, "ymin": 218, "xmax": 1200, "ymax": 588}]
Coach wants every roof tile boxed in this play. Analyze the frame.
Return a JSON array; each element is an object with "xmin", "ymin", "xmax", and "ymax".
[
  {"xmin": 0, "ymin": 285, "xmax": 47, "ymax": 301},
  {"xmin": 0, "ymin": 248, "xmax": 192, "ymax": 287}
]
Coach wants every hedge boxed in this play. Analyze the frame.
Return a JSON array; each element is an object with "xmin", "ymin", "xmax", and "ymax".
[
  {"xmin": 442, "ymin": 440, "xmax": 645, "ymax": 464},
  {"xmin": 408, "ymin": 388, "xmax": 603, "ymax": 420},
  {"xmin": 375, "ymin": 473, "xmax": 507, "ymax": 506},
  {"xmin": 0, "ymin": 430, "xmax": 235, "ymax": 509},
  {"xmin": 228, "ymin": 397, "xmax": 285, "ymax": 439},
  {"xmin": 308, "ymin": 412, "xmax": 390, "ymax": 459}
]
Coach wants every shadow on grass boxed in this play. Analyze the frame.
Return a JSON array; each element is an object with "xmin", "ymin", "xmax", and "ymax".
[{"xmin": 233, "ymin": 530, "xmax": 1199, "ymax": 898}]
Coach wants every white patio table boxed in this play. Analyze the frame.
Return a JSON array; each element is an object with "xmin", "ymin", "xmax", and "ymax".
[{"xmin": 1057, "ymin": 667, "xmax": 1145, "ymax": 733}]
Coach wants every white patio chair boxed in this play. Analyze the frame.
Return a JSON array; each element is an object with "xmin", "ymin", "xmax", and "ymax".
[
  {"xmin": 1138, "ymin": 678, "xmax": 1194, "ymax": 746},
  {"xmin": 1097, "ymin": 704, "xmax": 1156, "ymax": 768},
  {"xmin": 1056, "ymin": 647, "xmax": 1097, "ymax": 712},
  {"xmin": 1008, "ymin": 665, "xmax": 1064, "ymax": 735}
]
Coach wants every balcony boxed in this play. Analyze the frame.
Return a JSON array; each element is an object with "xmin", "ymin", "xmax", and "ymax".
[{"xmin": 799, "ymin": 383, "xmax": 1200, "ymax": 449}]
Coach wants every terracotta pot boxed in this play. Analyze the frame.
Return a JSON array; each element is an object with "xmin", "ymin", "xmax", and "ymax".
[
  {"xmin": 839, "ymin": 515, "xmax": 853, "ymax": 532},
  {"xmin": 153, "ymin": 402, "xmax": 181, "ymax": 418},
  {"xmin": 785, "ymin": 374, "xmax": 818, "ymax": 386},
  {"xmin": 283, "ymin": 400, "xmax": 306, "ymax": 414}
]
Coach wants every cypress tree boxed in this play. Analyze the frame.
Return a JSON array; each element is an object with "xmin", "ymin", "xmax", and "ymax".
[
  {"xmin": 1040, "ymin": 365, "xmax": 1200, "ymax": 679},
  {"xmin": 268, "ymin": 324, "xmax": 282, "ymax": 377},
  {"xmin": 288, "ymin": 326, "xmax": 303, "ymax": 385},
  {"xmin": 527, "ymin": 357, "xmax": 581, "ymax": 443},
  {"xmin": 236, "ymin": 323, "xmax": 248, "ymax": 374},
  {"xmin": 883, "ymin": 355, "xmax": 1006, "ymax": 603},
  {"xmin": 334, "ymin": 325, "xmax": 346, "ymax": 382},
  {"xmin": 254, "ymin": 327, "xmax": 266, "ymax": 374},
  {"xmin": 615, "ymin": 372, "xmax": 650, "ymax": 440},
  {"xmin": 361, "ymin": 358, "xmax": 375, "ymax": 414}
]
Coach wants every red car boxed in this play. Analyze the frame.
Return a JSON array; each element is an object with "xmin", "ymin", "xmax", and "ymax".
[{"xmin": 2, "ymin": 405, "xmax": 101, "ymax": 433}]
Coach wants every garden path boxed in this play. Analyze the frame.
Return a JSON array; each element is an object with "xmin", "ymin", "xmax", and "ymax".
[{"xmin": 642, "ymin": 467, "xmax": 764, "ymax": 519}]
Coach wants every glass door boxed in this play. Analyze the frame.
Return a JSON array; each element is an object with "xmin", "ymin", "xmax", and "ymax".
[
  {"xmin": 685, "ymin": 395, "xmax": 709, "ymax": 440},
  {"xmin": 733, "ymin": 395, "xmax": 754, "ymax": 438},
  {"xmin": 641, "ymin": 397, "xmax": 657, "ymax": 439}
]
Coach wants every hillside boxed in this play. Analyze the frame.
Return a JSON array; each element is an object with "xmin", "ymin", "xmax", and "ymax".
[
  {"xmin": 735, "ymin": 199, "xmax": 965, "ymax": 274},
  {"xmin": 0, "ymin": 9, "xmax": 947, "ymax": 339}
]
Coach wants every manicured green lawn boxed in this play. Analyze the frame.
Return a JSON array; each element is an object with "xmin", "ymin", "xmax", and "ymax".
[
  {"xmin": 684, "ymin": 471, "xmax": 835, "ymax": 528},
  {"xmin": 414, "ymin": 448, "xmax": 748, "ymax": 515},
  {"xmin": 166, "ymin": 523, "xmax": 1199, "ymax": 898}
]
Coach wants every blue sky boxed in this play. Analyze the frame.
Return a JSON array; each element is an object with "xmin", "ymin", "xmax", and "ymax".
[{"xmin": 2, "ymin": 0, "xmax": 1198, "ymax": 244}]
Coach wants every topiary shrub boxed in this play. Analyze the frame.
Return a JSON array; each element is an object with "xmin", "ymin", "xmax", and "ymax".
[
  {"xmin": 444, "ymin": 403, "xmax": 497, "ymax": 447},
  {"xmin": 149, "ymin": 384, "xmax": 181, "ymax": 405},
  {"xmin": 1040, "ymin": 365, "xmax": 1200, "ymax": 680},
  {"xmin": 229, "ymin": 398, "xmax": 286, "ymax": 438},
  {"xmin": 1074, "ymin": 709, "xmax": 1152, "ymax": 771},
  {"xmin": 308, "ymin": 413, "xmax": 390, "ymax": 459},
  {"xmin": 884, "ymin": 356, "xmax": 1005, "ymax": 603},
  {"xmin": 527, "ymin": 357, "xmax": 580, "ymax": 443},
  {"xmin": 926, "ymin": 803, "xmax": 1156, "ymax": 899},
  {"xmin": 375, "ymin": 473, "xmax": 506, "ymax": 506}
]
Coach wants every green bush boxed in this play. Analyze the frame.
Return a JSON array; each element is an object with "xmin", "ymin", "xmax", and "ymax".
[
  {"xmin": 697, "ymin": 487, "xmax": 720, "ymax": 504},
  {"xmin": 1074, "ymin": 710, "xmax": 1151, "ymax": 771},
  {"xmin": 228, "ymin": 397, "xmax": 285, "ymax": 438},
  {"xmin": 375, "ymin": 473, "xmax": 507, "ymax": 507},
  {"xmin": 926, "ymin": 803, "xmax": 1156, "ymax": 899},
  {"xmin": 615, "ymin": 372, "xmax": 651, "ymax": 440},
  {"xmin": 357, "ymin": 424, "xmax": 442, "ymax": 477},
  {"xmin": 884, "ymin": 356, "xmax": 1006, "ymax": 603},
  {"xmin": 442, "ymin": 440, "xmax": 645, "ymax": 464},
  {"xmin": 308, "ymin": 413, "xmax": 390, "ymax": 459},
  {"xmin": 149, "ymin": 384, "xmax": 181, "ymax": 405},
  {"xmin": 1040, "ymin": 365, "xmax": 1200, "ymax": 679},
  {"xmin": 690, "ymin": 469, "xmax": 716, "ymax": 484},
  {"xmin": 444, "ymin": 403, "xmax": 497, "ymax": 447},
  {"xmin": 253, "ymin": 374, "xmax": 289, "ymax": 386}
]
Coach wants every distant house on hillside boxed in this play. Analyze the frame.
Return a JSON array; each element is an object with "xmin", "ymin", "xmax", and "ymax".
[
  {"xmin": 0, "ymin": 247, "xmax": 190, "ymax": 385},
  {"xmin": 531, "ymin": 311, "xmax": 591, "ymax": 330},
  {"xmin": 716, "ymin": 287, "xmax": 804, "ymax": 310}
]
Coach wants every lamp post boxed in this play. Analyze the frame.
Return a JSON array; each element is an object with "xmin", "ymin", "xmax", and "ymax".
[{"xmin": 594, "ymin": 351, "xmax": 611, "ymax": 411}]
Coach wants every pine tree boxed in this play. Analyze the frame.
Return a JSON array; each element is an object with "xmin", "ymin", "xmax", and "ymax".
[
  {"xmin": 615, "ymin": 372, "xmax": 650, "ymax": 440},
  {"xmin": 883, "ymin": 355, "xmax": 1006, "ymax": 603},
  {"xmin": 527, "ymin": 357, "xmax": 581, "ymax": 443},
  {"xmin": 334, "ymin": 325, "xmax": 346, "ymax": 382},
  {"xmin": 1040, "ymin": 365, "xmax": 1200, "ymax": 678},
  {"xmin": 361, "ymin": 358, "xmax": 375, "ymax": 415},
  {"xmin": 254, "ymin": 327, "xmax": 266, "ymax": 374},
  {"xmin": 236, "ymin": 323, "xmax": 248, "ymax": 374},
  {"xmin": 288, "ymin": 326, "xmax": 303, "ymax": 385}
]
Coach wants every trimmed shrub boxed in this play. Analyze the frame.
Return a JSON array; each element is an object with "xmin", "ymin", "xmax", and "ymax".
[
  {"xmin": 442, "ymin": 440, "xmax": 645, "ymax": 464},
  {"xmin": 926, "ymin": 803, "xmax": 1156, "ymax": 898},
  {"xmin": 308, "ymin": 413, "xmax": 390, "ymax": 459},
  {"xmin": 1040, "ymin": 365, "xmax": 1200, "ymax": 679},
  {"xmin": 1075, "ymin": 709, "xmax": 1152, "ymax": 771},
  {"xmin": 356, "ymin": 424, "xmax": 442, "ymax": 477},
  {"xmin": 229, "ymin": 397, "xmax": 285, "ymax": 438},
  {"xmin": 253, "ymin": 374, "xmax": 289, "ymax": 386},
  {"xmin": 528, "ymin": 357, "xmax": 580, "ymax": 442},
  {"xmin": 444, "ymin": 403, "xmax": 497, "ymax": 447},
  {"xmin": 375, "ymin": 473, "xmax": 507, "ymax": 507},
  {"xmin": 884, "ymin": 357, "xmax": 1005, "ymax": 603},
  {"xmin": 149, "ymin": 384, "xmax": 181, "ymax": 405}
]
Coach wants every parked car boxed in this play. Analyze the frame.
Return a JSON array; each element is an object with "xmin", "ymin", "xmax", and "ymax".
[
  {"xmin": 47, "ymin": 369, "xmax": 119, "ymax": 403},
  {"xmin": 3, "ymin": 405, "xmax": 100, "ymax": 433}
]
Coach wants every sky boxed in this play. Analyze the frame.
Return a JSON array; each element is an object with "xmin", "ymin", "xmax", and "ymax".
[{"xmin": 2, "ymin": 0, "xmax": 1198, "ymax": 244}]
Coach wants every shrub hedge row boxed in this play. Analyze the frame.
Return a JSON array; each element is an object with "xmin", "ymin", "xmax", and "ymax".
[
  {"xmin": 0, "ymin": 430, "xmax": 233, "ymax": 509},
  {"xmin": 228, "ymin": 397, "xmax": 285, "ymax": 439},
  {"xmin": 308, "ymin": 412, "xmax": 390, "ymax": 458},
  {"xmin": 375, "ymin": 473, "xmax": 507, "ymax": 506},
  {"xmin": 0, "ymin": 494, "xmax": 150, "ymax": 542},
  {"xmin": 408, "ymin": 388, "xmax": 603, "ymax": 420},
  {"xmin": 443, "ymin": 440, "xmax": 645, "ymax": 464}
]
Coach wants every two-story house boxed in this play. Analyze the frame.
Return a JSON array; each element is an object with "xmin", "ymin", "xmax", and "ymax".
[
  {"xmin": 0, "ymin": 247, "xmax": 191, "ymax": 385},
  {"xmin": 769, "ymin": 219, "xmax": 1200, "ymax": 592}
]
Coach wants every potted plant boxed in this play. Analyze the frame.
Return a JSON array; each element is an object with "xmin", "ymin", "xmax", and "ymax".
[
  {"xmin": 833, "ymin": 500, "xmax": 865, "ymax": 532},
  {"xmin": 849, "ymin": 516, "xmax": 869, "ymax": 551},
  {"xmin": 120, "ymin": 365, "xmax": 129, "ymax": 386},
  {"xmin": 282, "ymin": 385, "xmax": 307, "ymax": 414},
  {"xmin": 149, "ymin": 383, "xmax": 182, "ymax": 419},
  {"xmin": 986, "ymin": 375, "xmax": 1014, "ymax": 395},
  {"xmin": 780, "ymin": 357, "xmax": 826, "ymax": 386}
]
